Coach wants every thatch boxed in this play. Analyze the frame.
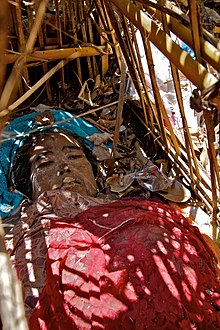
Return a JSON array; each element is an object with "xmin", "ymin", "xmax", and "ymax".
[{"xmin": 0, "ymin": 1, "xmax": 219, "ymax": 327}]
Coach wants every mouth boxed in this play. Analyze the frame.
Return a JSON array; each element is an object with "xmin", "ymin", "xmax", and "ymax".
[
  {"xmin": 63, "ymin": 176, "xmax": 82, "ymax": 184},
  {"xmin": 52, "ymin": 177, "xmax": 82, "ymax": 191}
]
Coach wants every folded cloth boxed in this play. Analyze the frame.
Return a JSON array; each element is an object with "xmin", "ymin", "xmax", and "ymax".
[
  {"xmin": 26, "ymin": 198, "xmax": 220, "ymax": 329},
  {"xmin": 0, "ymin": 110, "xmax": 102, "ymax": 219}
]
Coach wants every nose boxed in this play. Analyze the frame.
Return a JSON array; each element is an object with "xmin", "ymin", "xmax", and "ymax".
[{"xmin": 56, "ymin": 163, "xmax": 71, "ymax": 176}]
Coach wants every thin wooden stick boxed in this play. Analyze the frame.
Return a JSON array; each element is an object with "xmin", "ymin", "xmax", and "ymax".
[
  {"xmin": 101, "ymin": 0, "xmax": 121, "ymax": 69},
  {"xmin": 105, "ymin": 0, "xmax": 149, "ymax": 127},
  {"xmin": 79, "ymin": 0, "xmax": 93, "ymax": 79},
  {"xmin": 35, "ymin": 0, "xmax": 52, "ymax": 100},
  {"xmin": 88, "ymin": 17, "xmax": 99, "ymax": 77},
  {"xmin": 107, "ymin": 59, "xmax": 127, "ymax": 176},
  {"xmin": 203, "ymin": 110, "xmax": 220, "ymax": 214},
  {"xmin": 188, "ymin": 0, "xmax": 203, "ymax": 64},
  {"xmin": 159, "ymin": 1, "xmax": 201, "ymax": 182},
  {"xmin": 67, "ymin": 0, "xmax": 82, "ymax": 82},
  {"xmin": 141, "ymin": 35, "xmax": 169, "ymax": 151},
  {"xmin": 55, "ymin": 0, "xmax": 65, "ymax": 91},
  {"xmin": 96, "ymin": 0, "xmax": 110, "ymax": 77},
  {"xmin": 0, "ymin": 46, "xmax": 109, "ymax": 116},
  {"xmin": 0, "ymin": 99, "xmax": 127, "ymax": 144},
  {"xmin": 129, "ymin": 106, "xmax": 214, "ymax": 212},
  {"xmin": 109, "ymin": 0, "xmax": 218, "ymax": 91},
  {"xmin": 124, "ymin": 19, "xmax": 154, "ymax": 129},
  {"xmin": 14, "ymin": 0, "xmax": 29, "ymax": 93},
  {"xmin": 0, "ymin": 0, "xmax": 49, "ymax": 111},
  {"xmin": 0, "ymin": 0, "xmax": 9, "ymax": 96},
  {"xmin": 145, "ymin": 4, "xmax": 220, "ymax": 71},
  {"xmin": 3, "ymin": 46, "xmax": 108, "ymax": 64}
]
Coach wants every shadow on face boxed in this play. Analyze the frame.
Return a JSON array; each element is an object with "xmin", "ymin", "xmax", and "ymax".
[{"xmin": 28, "ymin": 132, "xmax": 98, "ymax": 199}]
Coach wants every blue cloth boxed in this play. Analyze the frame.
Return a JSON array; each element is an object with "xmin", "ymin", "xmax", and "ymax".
[
  {"xmin": 0, "ymin": 110, "xmax": 102, "ymax": 219},
  {"xmin": 181, "ymin": 43, "xmax": 195, "ymax": 59}
]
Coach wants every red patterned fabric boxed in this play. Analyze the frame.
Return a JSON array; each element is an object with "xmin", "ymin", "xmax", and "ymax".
[{"xmin": 29, "ymin": 199, "xmax": 220, "ymax": 329}]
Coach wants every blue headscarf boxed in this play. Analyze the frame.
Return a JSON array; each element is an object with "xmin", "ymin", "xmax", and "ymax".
[{"xmin": 0, "ymin": 110, "xmax": 102, "ymax": 219}]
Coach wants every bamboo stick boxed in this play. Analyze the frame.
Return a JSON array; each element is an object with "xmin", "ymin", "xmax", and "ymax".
[
  {"xmin": 121, "ymin": 17, "xmax": 153, "ymax": 127},
  {"xmin": 145, "ymin": 4, "xmax": 220, "ymax": 73},
  {"xmin": 0, "ymin": 0, "xmax": 9, "ymax": 96},
  {"xmin": 141, "ymin": 35, "xmax": 169, "ymax": 151},
  {"xmin": 55, "ymin": 0, "xmax": 65, "ymax": 92},
  {"xmin": 125, "ymin": 20, "xmax": 155, "ymax": 129},
  {"xmin": 109, "ymin": 0, "xmax": 218, "ymax": 91},
  {"xmin": 14, "ymin": 0, "xmax": 29, "ymax": 93},
  {"xmin": 102, "ymin": 0, "xmax": 122, "ymax": 69},
  {"xmin": 67, "ymin": 0, "xmax": 82, "ymax": 82},
  {"xmin": 105, "ymin": 0, "xmax": 149, "ymax": 127},
  {"xmin": 107, "ymin": 59, "xmax": 127, "ymax": 176},
  {"xmin": 188, "ymin": 0, "xmax": 202, "ymax": 64},
  {"xmin": 86, "ymin": 0, "xmax": 99, "ymax": 77},
  {"xmin": 158, "ymin": 1, "xmax": 201, "ymax": 182},
  {"xmin": 0, "ymin": 46, "xmax": 109, "ymax": 116},
  {"xmin": 62, "ymin": 0, "xmax": 67, "ymax": 44},
  {"xmin": 35, "ymin": 0, "xmax": 52, "ymax": 100},
  {"xmin": 79, "ymin": 0, "xmax": 93, "ymax": 79},
  {"xmin": 203, "ymin": 110, "xmax": 220, "ymax": 209},
  {"xmin": 3, "ymin": 46, "xmax": 109, "ymax": 63},
  {"xmin": 0, "ymin": 0, "xmax": 49, "ymax": 111},
  {"xmin": 138, "ymin": 33, "xmax": 181, "ymax": 157},
  {"xmin": 96, "ymin": 0, "xmax": 110, "ymax": 77},
  {"xmin": 171, "ymin": 66, "xmax": 202, "ymax": 181},
  {"xmin": 203, "ymin": 109, "xmax": 220, "ymax": 189},
  {"xmin": 139, "ymin": 0, "xmax": 219, "ymax": 49},
  {"xmin": 129, "ymin": 106, "xmax": 214, "ymax": 212},
  {"xmin": 26, "ymin": 3, "xmax": 34, "ymax": 35}
]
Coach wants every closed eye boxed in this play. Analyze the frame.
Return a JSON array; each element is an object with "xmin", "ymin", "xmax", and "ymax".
[
  {"xmin": 67, "ymin": 154, "xmax": 84, "ymax": 160},
  {"xmin": 37, "ymin": 160, "xmax": 54, "ymax": 169}
]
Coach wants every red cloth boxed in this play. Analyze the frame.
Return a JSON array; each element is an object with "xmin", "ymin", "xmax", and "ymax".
[{"xmin": 29, "ymin": 200, "xmax": 220, "ymax": 329}]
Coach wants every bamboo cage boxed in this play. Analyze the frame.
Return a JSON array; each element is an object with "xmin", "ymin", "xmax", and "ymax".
[{"xmin": 0, "ymin": 0, "xmax": 219, "ymax": 328}]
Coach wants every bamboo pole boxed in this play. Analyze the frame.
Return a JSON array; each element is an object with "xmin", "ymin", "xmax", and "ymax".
[
  {"xmin": 203, "ymin": 110, "xmax": 220, "ymax": 216},
  {"xmin": 13, "ymin": 0, "xmax": 29, "ymax": 94},
  {"xmin": 86, "ymin": 0, "xmax": 99, "ymax": 77},
  {"xmin": 139, "ymin": 0, "xmax": 219, "ymax": 49},
  {"xmin": 0, "ymin": 0, "xmax": 9, "ymax": 96},
  {"xmin": 125, "ymin": 20, "xmax": 155, "ymax": 129},
  {"xmin": 145, "ymin": 4, "xmax": 220, "ymax": 73},
  {"xmin": 67, "ymin": 0, "xmax": 82, "ymax": 82},
  {"xmin": 107, "ymin": 59, "xmax": 127, "ymax": 175},
  {"xmin": 0, "ymin": 46, "xmax": 109, "ymax": 116},
  {"xmin": 129, "ymin": 106, "xmax": 214, "ymax": 212},
  {"xmin": 79, "ymin": 0, "xmax": 93, "ymax": 79},
  {"xmin": 105, "ymin": 0, "xmax": 149, "ymax": 127},
  {"xmin": 109, "ymin": 0, "xmax": 218, "ymax": 91},
  {"xmin": 158, "ymin": 1, "xmax": 201, "ymax": 182},
  {"xmin": 140, "ymin": 33, "xmax": 181, "ymax": 156},
  {"xmin": 62, "ymin": 0, "xmax": 67, "ymax": 44},
  {"xmin": 96, "ymin": 0, "xmax": 110, "ymax": 77},
  {"xmin": 3, "ymin": 46, "xmax": 109, "ymax": 63},
  {"xmin": 0, "ymin": 0, "xmax": 49, "ymax": 112},
  {"xmin": 141, "ymin": 35, "xmax": 169, "ymax": 151},
  {"xmin": 121, "ymin": 17, "xmax": 153, "ymax": 128},
  {"xmin": 188, "ymin": 0, "xmax": 202, "ymax": 64},
  {"xmin": 35, "ymin": 0, "xmax": 52, "ymax": 100},
  {"xmin": 102, "ymin": 0, "xmax": 122, "ymax": 69},
  {"xmin": 55, "ymin": 0, "xmax": 65, "ymax": 92}
]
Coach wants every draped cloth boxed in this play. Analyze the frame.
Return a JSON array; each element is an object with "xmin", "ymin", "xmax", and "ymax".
[{"xmin": 7, "ymin": 193, "xmax": 218, "ymax": 329}]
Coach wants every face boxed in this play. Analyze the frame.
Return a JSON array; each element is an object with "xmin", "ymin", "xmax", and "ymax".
[{"xmin": 28, "ymin": 132, "xmax": 97, "ymax": 199}]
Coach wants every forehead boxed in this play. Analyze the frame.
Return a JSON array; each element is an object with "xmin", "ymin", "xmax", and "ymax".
[{"xmin": 29, "ymin": 132, "xmax": 81, "ymax": 154}]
